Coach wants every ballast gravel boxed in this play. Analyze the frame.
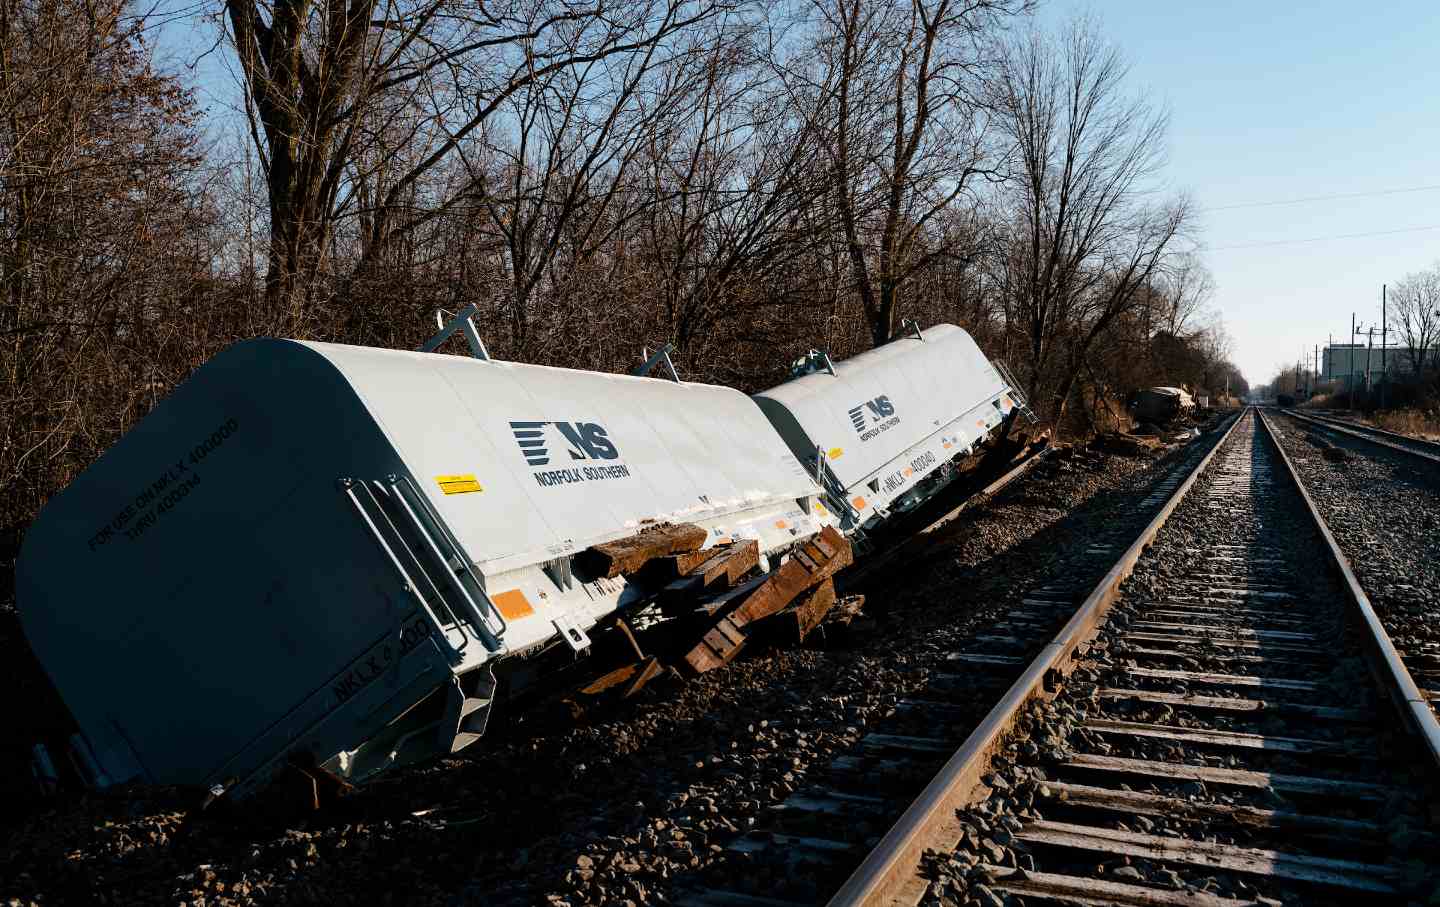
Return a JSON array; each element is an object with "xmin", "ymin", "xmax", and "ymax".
[
  {"xmin": 919, "ymin": 415, "xmax": 1438, "ymax": 907},
  {"xmin": 2, "ymin": 440, "xmax": 1209, "ymax": 907},
  {"xmin": 1268, "ymin": 414, "xmax": 1440, "ymax": 672}
]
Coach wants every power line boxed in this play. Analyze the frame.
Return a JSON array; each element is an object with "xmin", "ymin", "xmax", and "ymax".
[
  {"xmin": 1204, "ymin": 183, "xmax": 1440, "ymax": 212},
  {"xmin": 1200, "ymin": 223, "xmax": 1440, "ymax": 252}
]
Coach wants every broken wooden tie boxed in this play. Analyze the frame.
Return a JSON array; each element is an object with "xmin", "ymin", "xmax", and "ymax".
[{"xmin": 682, "ymin": 526, "xmax": 852, "ymax": 675}]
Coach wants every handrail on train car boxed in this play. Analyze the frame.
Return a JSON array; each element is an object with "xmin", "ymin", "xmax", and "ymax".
[
  {"xmin": 391, "ymin": 475, "xmax": 508, "ymax": 643},
  {"xmin": 341, "ymin": 479, "xmax": 470, "ymax": 660}
]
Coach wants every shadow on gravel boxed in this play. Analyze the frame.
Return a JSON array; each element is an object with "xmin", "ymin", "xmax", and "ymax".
[{"xmin": 852, "ymin": 441, "xmax": 1204, "ymax": 627}]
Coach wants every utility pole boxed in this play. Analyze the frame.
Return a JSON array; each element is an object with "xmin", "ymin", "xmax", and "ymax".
[
  {"xmin": 1365, "ymin": 325, "xmax": 1375, "ymax": 393},
  {"xmin": 1314, "ymin": 344, "xmax": 1319, "ymax": 396},
  {"xmin": 1349, "ymin": 312, "xmax": 1356, "ymax": 411},
  {"xmin": 1381, "ymin": 284, "xmax": 1388, "ymax": 409}
]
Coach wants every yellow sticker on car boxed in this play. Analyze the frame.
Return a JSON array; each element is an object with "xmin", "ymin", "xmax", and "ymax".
[
  {"xmin": 436, "ymin": 474, "xmax": 483, "ymax": 495},
  {"xmin": 828, "ymin": 447, "xmax": 844, "ymax": 459}
]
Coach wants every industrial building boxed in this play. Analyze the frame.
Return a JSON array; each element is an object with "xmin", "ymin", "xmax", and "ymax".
[{"xmin": 1322, "ymin": 343, "xmax": 1433, "ymax": 385}]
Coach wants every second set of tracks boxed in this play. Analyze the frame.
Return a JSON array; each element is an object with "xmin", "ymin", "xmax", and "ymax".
[{"xmin": 690, "ymin": 409, "xmax": 1440, "ymax": 906}]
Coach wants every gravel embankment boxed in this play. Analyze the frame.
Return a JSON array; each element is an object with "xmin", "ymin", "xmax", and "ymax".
[
  {"xmin": 920, "ymin": 416, "xmax": 1437, "ymax": 907},
  {"xmin": 1, "ymin": 441, "xmax": 1202, "ymax": 907},
  {"xmin": 1267, "ymin": 412, "xmax": 1440, "ymax": 665}
]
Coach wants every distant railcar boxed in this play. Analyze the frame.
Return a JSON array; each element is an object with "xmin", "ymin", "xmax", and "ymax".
[{"xmin": 1130, "ymin": 386, "xmax": 1196, "ymax": 424}]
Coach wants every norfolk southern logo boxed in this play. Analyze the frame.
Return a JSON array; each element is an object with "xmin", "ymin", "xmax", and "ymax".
[
  {"xmin": 509, "ymin": 421, "xmax": 551, "ymax": 465},
  {"xmin": 509, "ymin": 421, "xmax": 631, "ymax": 487},
  {"xmin": 848, "ymin": 395, "xmax": 900, "ymax": 442}
]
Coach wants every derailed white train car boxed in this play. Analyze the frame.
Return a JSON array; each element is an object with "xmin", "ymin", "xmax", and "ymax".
[
  {"xmin": 17, "ymin": 338, "xmax": 828, "ymax": 797},
  {"xmin": 753, "ymin": 323, "xmax": 1026, "ymax": 541}
]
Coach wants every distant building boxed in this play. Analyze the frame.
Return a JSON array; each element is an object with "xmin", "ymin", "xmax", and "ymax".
[{"xmin": 1322, "ymin": 343, "xmax": 1433, "ymax": 385}]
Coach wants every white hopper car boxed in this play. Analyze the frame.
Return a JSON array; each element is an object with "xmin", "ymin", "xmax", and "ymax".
[
  {"xmin": 17, "ymin": 320, "xmax": 1022, "ymax": 797},
  {"xmin": 756, "ymin": 323, "xmax": 1023, "ymax": 543}
]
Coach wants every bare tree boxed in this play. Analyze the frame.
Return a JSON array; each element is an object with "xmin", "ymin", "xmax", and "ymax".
[
  {"xmin": 811, "ymin": 0, "xmax": 1029, "ymax": 346},
  {"xmin": 1156, "ymin": 252, "xmax": 1213, "ymax": 337},
  {"xmin": 627, "ymin": 24, "xmax": 837, "ymax": 357},
  {"xmin": 224, "ymin": 0, "xmax": 737, "ymax": 327},
  {"xmin": 1193, "ymin": 317, "xmax": 1234, "ymax": 392},
  {"xmin": 1, "ymin": 0, "xmax": 210, "ymax": 530},
  {"xmin": 992, "ymin": 18, "xmax": 1190, "ymax": 426},
  {"xmin": 1390, "ymin": 263, "xmax": 1440, "ymax": 375}
]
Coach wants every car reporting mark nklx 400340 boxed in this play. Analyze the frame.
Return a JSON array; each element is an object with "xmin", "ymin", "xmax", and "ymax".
[{"xmin": 17, "ymin": 318, "xmax": 1025, "ymax": 799}]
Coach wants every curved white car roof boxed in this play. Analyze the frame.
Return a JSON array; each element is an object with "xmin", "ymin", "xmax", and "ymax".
[
  {"xmin": 753, "ymin": 324, "xmax": 1006, "ymax": 488},
  {"xmin": 306, "ymin": 340, "xmax": 818, "ymax": 572}
]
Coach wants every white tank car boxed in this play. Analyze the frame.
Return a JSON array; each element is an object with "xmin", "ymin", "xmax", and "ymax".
[
  {"xmin": 753, "ymin": 323, "xmax": 1022, "ymax": 538},
  {"xmin": 17, "ymin": 338, "xmax": 827, "ymax": 797}
]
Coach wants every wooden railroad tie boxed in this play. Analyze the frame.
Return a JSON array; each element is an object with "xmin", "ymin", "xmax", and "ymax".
[
  {"xmin": 575, "ymin": 521, "xmax": 708, "ymax": 579},
  {"xmin": 660, "ymin": 539, "xmax": 759, "ymax": 598},
  {"xmin": 682, "ymin": 526, "xmax": 852, "ymax": 675}
]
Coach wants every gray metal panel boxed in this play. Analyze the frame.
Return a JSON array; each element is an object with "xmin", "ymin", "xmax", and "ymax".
[{"xmin": 17, "ymin": 339, "xmax": 411, "ymax": 786}]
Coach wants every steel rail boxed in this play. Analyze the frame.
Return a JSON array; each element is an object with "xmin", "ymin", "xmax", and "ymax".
[
  {"xmin": 1257, "ymin": 409, "xmax": 1440, "ymax": 769},
  {"xmin": 1283, "ymin": 408, "xmax": 1440, "ymax": 466},
  {"xmin": 1307, "ymin": 408, "xmax": 1440, "ymax": 451},
  {"xmin": 826, "ymin": 410, "xmax": 1247, "ymax": 907}
]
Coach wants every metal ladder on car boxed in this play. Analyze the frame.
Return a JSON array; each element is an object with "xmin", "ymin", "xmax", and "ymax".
[
  {"xmin": 992, "ymin": 359, "xmax": 1039, "ymax": 423},
  {"xmin": 340, "ymin": 475, "xmax": 508, "ymax": 656},
  {"xmin": 808, "ymin": 446, "xmax": 865, "ymax": 531}
]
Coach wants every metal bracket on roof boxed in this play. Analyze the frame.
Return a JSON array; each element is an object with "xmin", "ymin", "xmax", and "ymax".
[
  {"xmin": 419, "ymin": 304, "xmax": 491, "ymax": 361},
  {"xmin": 789, "ymin": 349, "xmax": 836, "ymax": 378},
  {"xmin": 901, "ymin": 318, "xmax": 924, "ymax": 341},
  {"xmin": 634, "ymin": 343, "xmax": 680, "ymax": 382}
]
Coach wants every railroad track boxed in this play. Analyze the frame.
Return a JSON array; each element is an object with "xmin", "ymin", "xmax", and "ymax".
[
  {"xmin": 691, "ymin": 409, "xmax": 1439, "ymax": 906},
  {"xmin": 1282, "ymin": 408, "xmax": 1440, "ymax": 466},
  {"xmin": 1268, "ymin": 407, "xmax": 1440, "ymax": 745},
  {"xmin": 684, "ymin": 415, "xmax": 1243, "ymax": 905},
  {"xmin": 829, "ymin": 407, "xmax": 1440, "ymax": 906}
]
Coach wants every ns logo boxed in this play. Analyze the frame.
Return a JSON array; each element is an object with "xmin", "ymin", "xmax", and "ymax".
[
  {"xmin": 509, "ymin": 421, "xmax": 619, "ymax": 467},
  {"xmin": 847, "ymin": 395, "xmax": 896, "ymax": 433}
]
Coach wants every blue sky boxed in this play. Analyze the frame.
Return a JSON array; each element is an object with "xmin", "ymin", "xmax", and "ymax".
[
  {"xmin": 1041, "ymin": 1, "xmax": 1440, "ymax": 386},
  {"xmin": 159, "ymin": 2, "xmax": 1440, "ymax": 387}
]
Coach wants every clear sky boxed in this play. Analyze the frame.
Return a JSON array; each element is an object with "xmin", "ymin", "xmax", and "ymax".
[
  {"xmin": 158, "ymin": 2, "xmax": 1440, "ymax": 388},
  {"xmin": 1041, "ymin": 1, "xmax": 1440, "ymax": 387}
]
